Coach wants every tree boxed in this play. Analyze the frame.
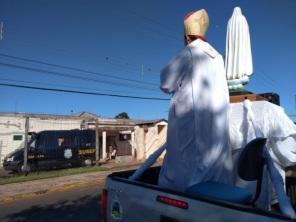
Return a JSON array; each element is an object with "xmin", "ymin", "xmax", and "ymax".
[{"xmin": 115, "ymin": 112, "xmax": 130, "ymax": 119}]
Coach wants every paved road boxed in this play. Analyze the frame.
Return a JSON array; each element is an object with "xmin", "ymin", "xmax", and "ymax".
[{"xmin": 0, "ymin": 182, "xmax": 103, "ymax": 222}]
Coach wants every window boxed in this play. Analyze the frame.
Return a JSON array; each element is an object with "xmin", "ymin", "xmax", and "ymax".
[
  {"xmin": 30, "ymin": 139, "xmax": 36, "ymax": 149},
  {"xmin": 13, "ymin": 135, "xmax": 23, "ymax": 141},
  {"xmin": 79, "ymin": 131, "xmax": 95, "ymax": 147},
  {"xmin": 58, "ymin": 136, "xmax": 75, "ymax": 148},
  {"xmin": 37, "ymin": 132, "xmax": 58, "ymax": 151},
  {"xmin": 119, "ymin": 133, "xmax": 131, "ymax": 141}
]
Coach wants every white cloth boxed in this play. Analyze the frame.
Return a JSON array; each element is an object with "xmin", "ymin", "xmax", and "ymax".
[
  {"xmin": 225, "ymin": 7, "xmax": 253, "ymax": 81},
  {"xmin": 230, "ymin": 100, "xmax": 296, "ymax": 183},
  {"xmin": 264, "ymin": 148, "xmax": 296, "ymax": 218},
  {"xmin": 158, "ymin": 39, "xmax": 232, "ymax": 192},
  {"xmin": 229, "ymin": 100, "xmax": 296, "ymax": 159},
  {"xmin": 230, "ymin": 100, "xmax": 296, "ymax": 213}
]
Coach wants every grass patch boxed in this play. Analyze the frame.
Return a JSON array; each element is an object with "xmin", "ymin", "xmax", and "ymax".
[{"xmin": 0, "ymin": 166, "xmax": 108, "ymax": 185}]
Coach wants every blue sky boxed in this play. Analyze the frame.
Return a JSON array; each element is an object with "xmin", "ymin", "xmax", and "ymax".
[{"xmin": 0, "ymin": 0, "xmax": 295, "ymax": 120}]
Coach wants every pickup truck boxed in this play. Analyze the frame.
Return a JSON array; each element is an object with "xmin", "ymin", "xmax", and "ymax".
[{"xmin": 102, "ymin": 166, "xmax": 295, "ymax": 222}]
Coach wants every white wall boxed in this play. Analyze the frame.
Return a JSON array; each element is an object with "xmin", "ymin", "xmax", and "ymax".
[
  {"xmin": 0, "ymin": 116, "xmax": 81, "ymax": 164},
  {"xmin": 135, "ymin": 126, "xmax": 145, "ymax": 160},
  {"xmin": 134, "ymin": 121, "xmax": 167, "ymax": 161},
  {"xmin": 0, "ymin": 115, "xmax": 168, "ymax": 164},
  {"xmin": 145, "ymin": 122, "xmax": 167, "ymax": 158}
]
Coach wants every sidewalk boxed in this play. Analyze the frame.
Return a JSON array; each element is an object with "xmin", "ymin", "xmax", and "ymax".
[{"xmin": 0, "ymin": 161, "xmax": 143, "ymax": 204}]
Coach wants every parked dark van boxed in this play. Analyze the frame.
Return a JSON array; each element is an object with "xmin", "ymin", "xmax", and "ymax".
[{"xmin": 3, "ymin": 129, "xmax": 97, "ymax": 173}]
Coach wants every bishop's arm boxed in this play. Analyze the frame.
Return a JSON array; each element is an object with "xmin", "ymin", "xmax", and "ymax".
[{"xmin": 160, "ymin": 48, "xmax": 192, "ymax": 94}]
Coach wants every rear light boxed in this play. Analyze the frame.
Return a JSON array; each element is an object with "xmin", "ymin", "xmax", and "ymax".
[
  {"xmin": 156, "ymin": 195, "xmax": 188, "ymax": 209},
  {"xmin": 101, "ymin": 189, "xmax": 108, "ymax": 222}
]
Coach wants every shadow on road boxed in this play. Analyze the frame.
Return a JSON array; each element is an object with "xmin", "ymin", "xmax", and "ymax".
[{"xmin": 4, "ymin": 195, "xmax": 101, "ymax": 222}]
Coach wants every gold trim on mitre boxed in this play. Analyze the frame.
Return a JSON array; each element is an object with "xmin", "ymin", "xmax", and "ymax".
[{"xmin": 184, "ymin": 9, "xmax": 209, "ymax": 37}]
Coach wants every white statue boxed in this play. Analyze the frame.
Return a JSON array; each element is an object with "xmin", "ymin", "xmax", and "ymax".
[{"xmin": 225, "ymin": 7, "xmax": 253, "ymax": 91}]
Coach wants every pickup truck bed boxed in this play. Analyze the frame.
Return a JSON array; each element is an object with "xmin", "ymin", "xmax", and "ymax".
[{"xmin": 102, "ymin": 166, "xmax": 294, "ymax": 222}]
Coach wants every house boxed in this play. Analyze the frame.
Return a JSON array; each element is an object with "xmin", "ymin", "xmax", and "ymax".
[
  {"xmin": 0, "ymin": 112, "xmax": 167, "ymax": 165},
  {"xmin": 81, "ymin": 117, "xmax": 167, "ymax": 162},
  {"xmin": 134, "ymin": 119, "xmax": 167, "ymax": 160}
]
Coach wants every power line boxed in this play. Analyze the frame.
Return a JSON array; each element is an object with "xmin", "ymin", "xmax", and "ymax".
[
  {"xmin": 0, "ymin": 77, "xmax": 162, "ymax": 96},
  {"xmin": 127, "ymin": 9, "xmax": 179, "ymax": 35},
  {"xmin": 0, "ymin": 53, "xmax": 158, "ymax": 87},
  {"xmin": 102, "ymin": 3, "xmax": 181, "ymax": 45},
  {"xmin": 110, "ymin": 1, "xmax": 179, "ymax": 37},
  {"xmin": 256, "ymin": 68, "xmax": 278, "ymax": 85},
  {"xmin": 6, "ymin": 24, "xmax": 179, "ymax": 60},
  {"xmin": 104, "ymin": 56, "xmax": 160, "ymax": 76},
  {"xmin": 0, "ymin": 62, "xmax": 159, "ymax": 91},
  {"xmin": 0, "ymin": 50, "xmax": 161, "ymax": 80},
  {"xmin": 103, "ymin": 57, "xmax": 151, "ymax": 76},
  {"xmin": 248, "ymin": 75, "xmax": 274, "ymax": 91},
  {"xmin": 255, "ymin": 71, "xmax": 277, "ymax": 89},
  {"xmin": 0, "ymin": 83, "xmax": 169, "ymax": 101}
]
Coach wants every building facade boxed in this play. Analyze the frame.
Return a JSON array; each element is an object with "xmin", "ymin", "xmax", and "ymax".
[{"xmin": 0, "ymin": 112, "xmax": 167, "ymax": 165}]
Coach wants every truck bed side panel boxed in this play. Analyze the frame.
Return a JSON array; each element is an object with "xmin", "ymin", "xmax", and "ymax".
[{"xmin": 105, "ymin": 177, "xmax": 293, "ymax": 222}]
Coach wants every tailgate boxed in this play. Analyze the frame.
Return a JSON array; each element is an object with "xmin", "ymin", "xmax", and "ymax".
[
  {"xmin": 105, "ymin": 177, "xmax": 189, "ymax": 222},
  {"xmin": 103, "ymin": 177, "xmax": 293, "ymax": 222}
]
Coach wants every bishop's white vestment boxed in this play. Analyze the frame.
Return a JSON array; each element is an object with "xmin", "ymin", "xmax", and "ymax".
[{"xmin": 158, "ymin": 39, "xmax": 233, "ymax": 192}]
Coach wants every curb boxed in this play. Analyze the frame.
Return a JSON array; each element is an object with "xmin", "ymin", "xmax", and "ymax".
[{"xmin": 103, "ymin": 161, "xmax": 143, "ymax": 170}]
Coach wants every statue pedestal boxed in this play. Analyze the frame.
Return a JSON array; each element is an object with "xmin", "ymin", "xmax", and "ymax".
[
  {"xmin": 230, "ymin": 92, "xmax": 280, "ymax": 105},
  {"xmin": 230, "ymin": 92, "xmax": 267, "ymax": 104}
]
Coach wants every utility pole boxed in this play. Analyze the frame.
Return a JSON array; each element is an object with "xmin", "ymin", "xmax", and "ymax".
[
  {"xmin": 23, "ymin": 116, "xmax": 29, "ymax": 175},
  {"xmin": 287, "ymin": 95, "xmax": 296, "ymax": 122},
  {"xmin": 294, "ymin": 95, "xmax": 296, "ymax": 113},
  {"xmin": 141, "ymin": 64, "xmax": 144, "ymax": 79},
  {"xmin": 0, "ymin": 21, "xmax": 3, "ymax": 40},
  {"xmin": 95, "ymin": 119, "xmax": 100, "ymax": 166},
  {"xmin": 0, "ymin": 141, "xmax": 2, "ymax": 166}
]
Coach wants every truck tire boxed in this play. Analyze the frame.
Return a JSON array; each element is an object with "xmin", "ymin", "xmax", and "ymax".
[
  {"xmin": 17, "ymin": 163, "xmax": 32, "ymax": 175},
  {"xmin": 81, "ymin": 158, "xmax": 92, "ymax": 167},
  {"xmin": 17, "ymin": 163, "xmax": 23, "ymax": 174}
]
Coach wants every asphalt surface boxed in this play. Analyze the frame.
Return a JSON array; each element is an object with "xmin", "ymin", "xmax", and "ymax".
[
  {"xmin": 0, "ymin": 161, "xmax": 143, "ymax": 204},
  {"xmin": 0, "ymin": 161, "xmax": 144, "ymax": 222},
  {"xmin": 0, "ymin": 182, "xmax": 103, "ymax": 222}
]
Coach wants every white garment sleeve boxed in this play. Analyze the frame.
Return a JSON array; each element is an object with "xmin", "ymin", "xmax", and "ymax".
[
  {"xmin": 160, "ymin": 48, "xmax": 191, "ymax": 94},
  {"xmin": 269, "ymin": 137, "xmax": 296, "ymax": 167}
]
